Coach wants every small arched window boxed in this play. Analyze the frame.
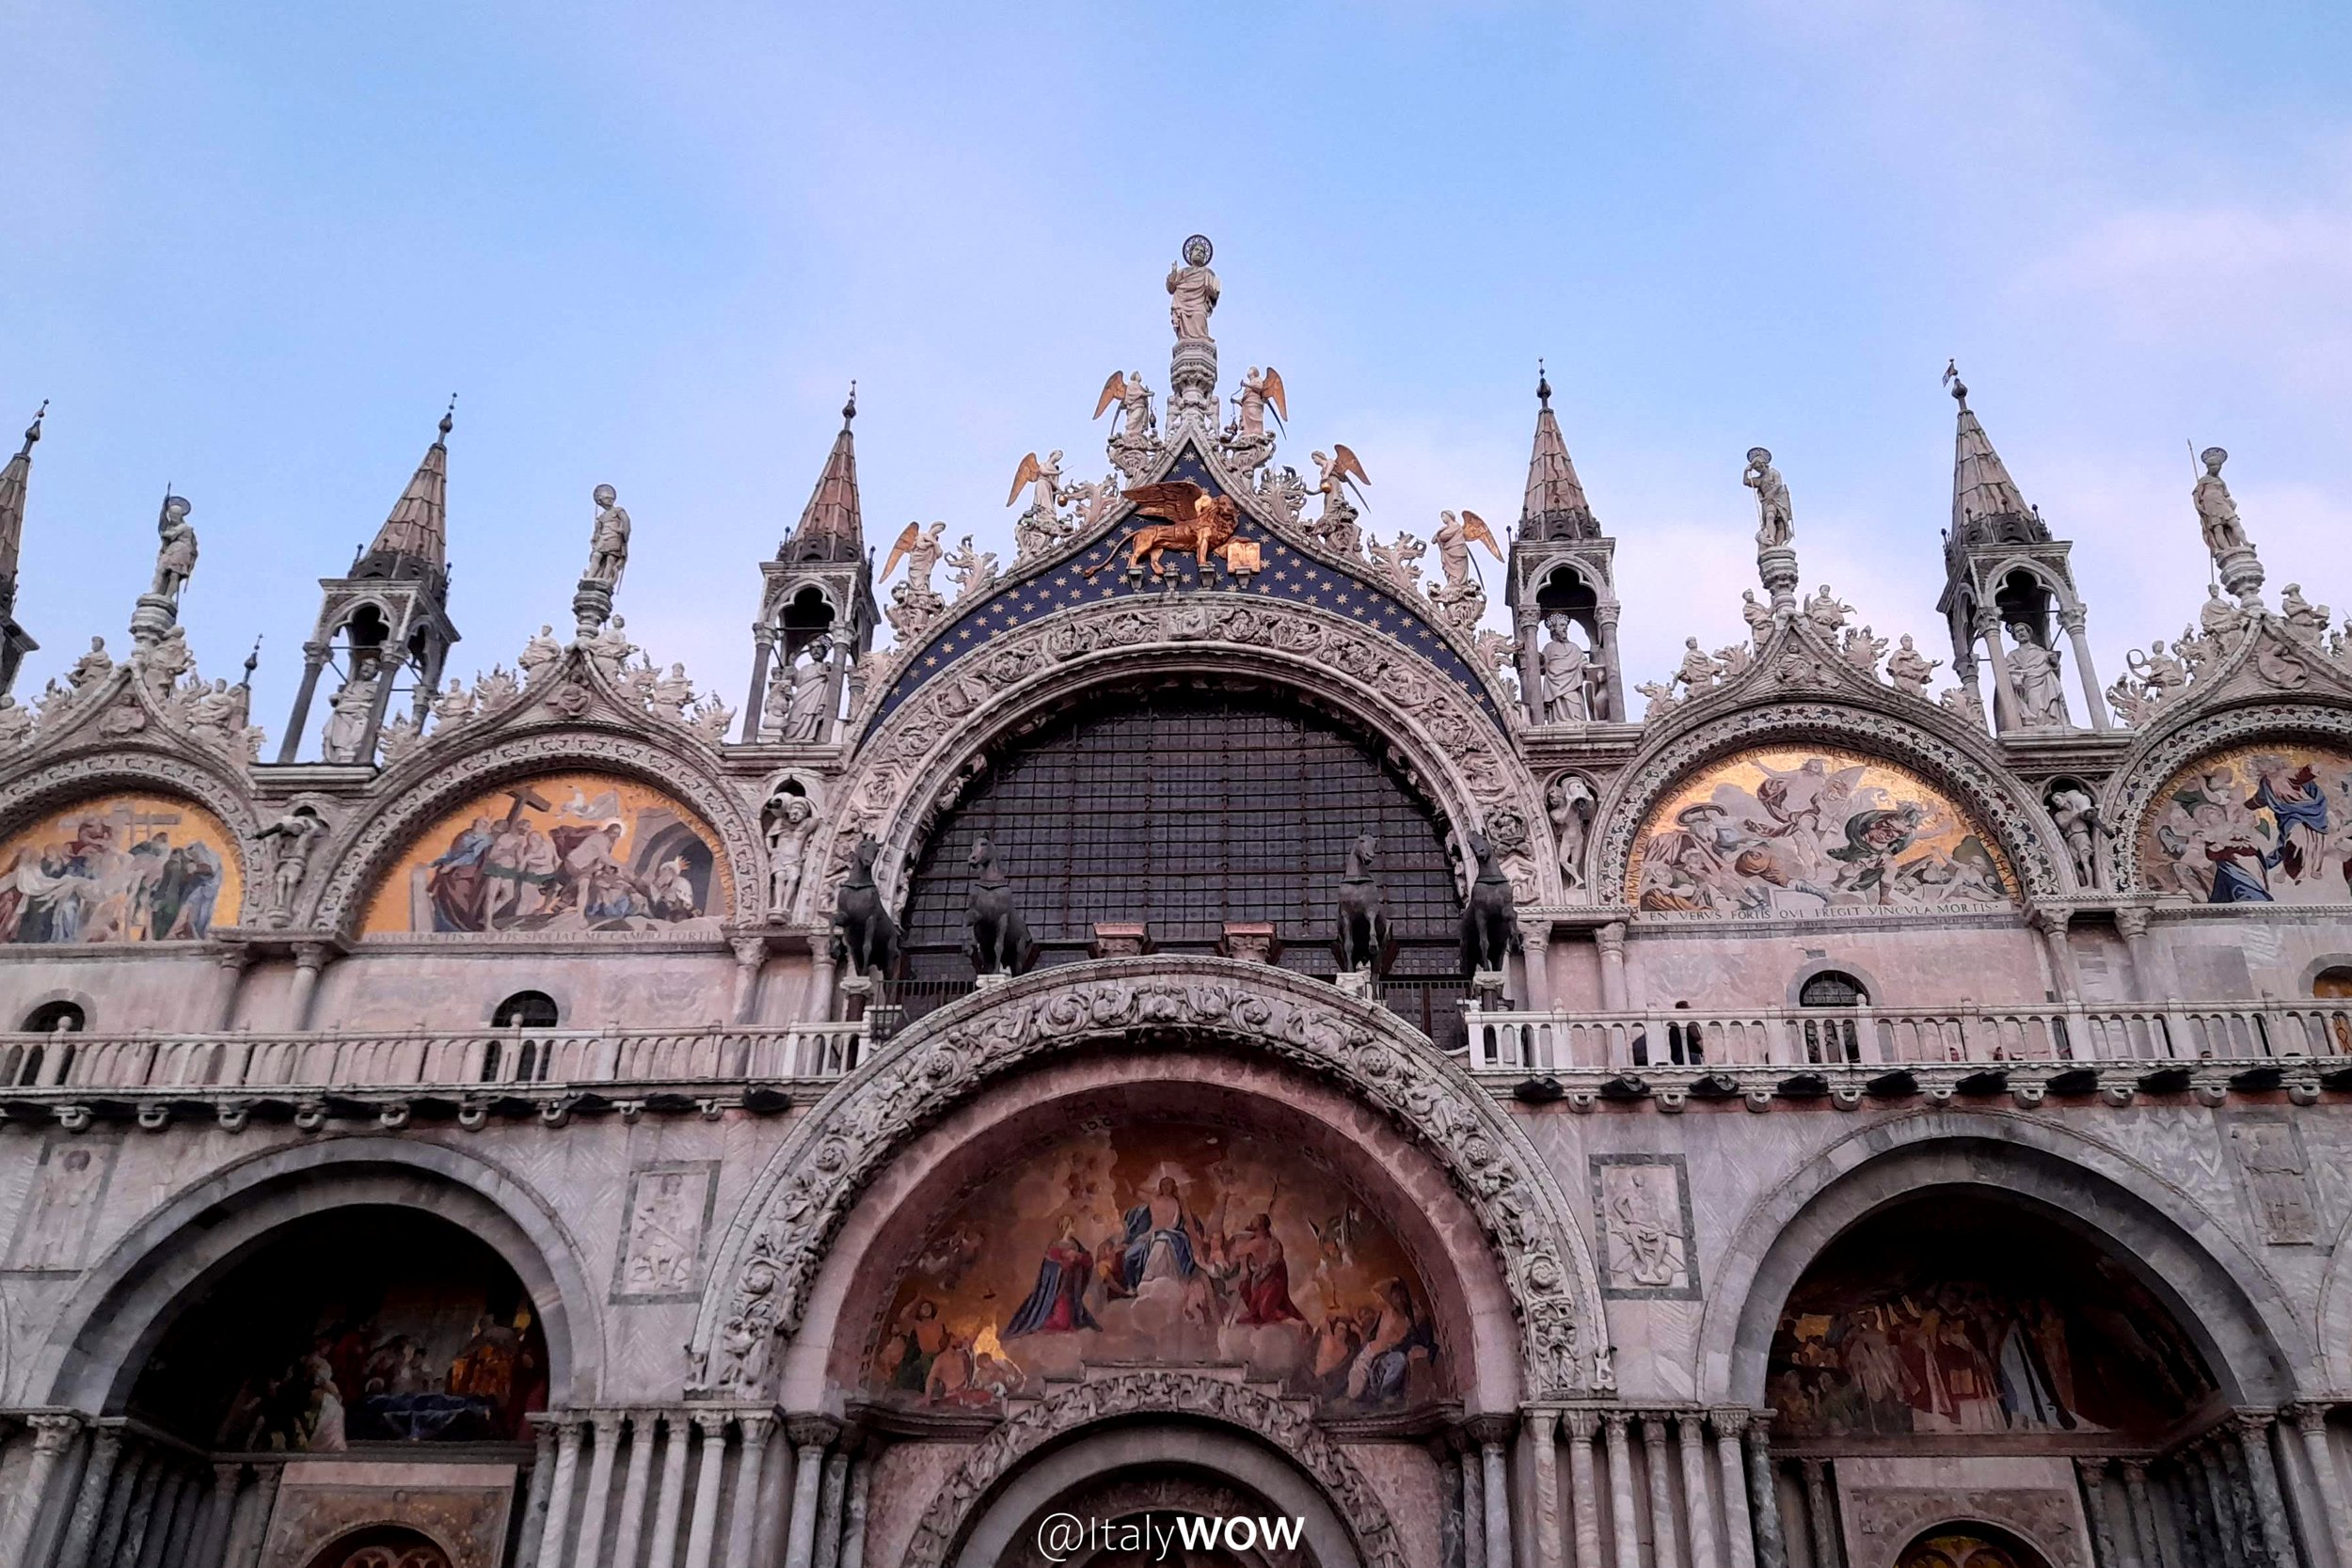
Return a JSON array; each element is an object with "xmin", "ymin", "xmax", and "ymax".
[
  {"xmin": 485, "ymin": 992, "xmax": 560, "ymax": 1084},
  {"xmin": 1798, "ymin": 971, "xmax": 1868, "ymax": 1064},
  {"xmin": 23, "ymin": 1001, "xmax": 86, "ymax": 1033},
  {"xmin": 492, "ymin": 991, "xmax": 560, "ymax": 1029},
  {"xmin": 2313, "ymin": 966, "xmax": 2352, "ymax": 1000}
]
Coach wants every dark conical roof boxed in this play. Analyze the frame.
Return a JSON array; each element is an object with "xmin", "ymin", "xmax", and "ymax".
[
  {"xmin": 0, "ymin": 403, "xmax": 44, "ymax": 585},
  {"xmin": 1520, "ymin": 372, "xmax": 1597, "ymax": 542},
  {"xmin": 786, "ymin": 388, "xmax": 864, "ymax": 563},
  {"xmin": 367, "ymin": 404, "xmax": 454, "ymax": 570}
]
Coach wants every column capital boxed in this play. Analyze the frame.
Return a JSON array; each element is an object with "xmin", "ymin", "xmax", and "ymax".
[
  {"xmin": 1596, "ymin": 922, "xmax": 1627, "ymax": 958},
  {"xmin": 2116, "ymin": 906, "xmax": 2153, "ymax": 939},
  {"xmin": 1676, "ymin": 1412, "xmax": 1708, "ymax": 1447},
  {"xmin": 2231, "ymin": 1405, "xmax": 2281, "ymax": 1436},
  {"xmin": 2120, "ymin": 1457, "xmax": 2153, "ymax": 1481},
  {"xmin": 2291, "ymin": 1402, "xmax": 2337, "ymax": 1434},
  {"xmin": 1464, "ymin": 1413, "xmax": 1518, "ymax": 1447},
  {"xmin": 1520, "ymin": 1406, "xmax": 1559, "ymax": 1438},
  {"xmin": 731, "ymin": 935, "xmax": 769, "ymax": 968},
  {"xmin": 2073, "ymin": 1456, "xmax": 2109, "ymax": 1481},
  {"xmin": 1639, "ymin": 1415, "xmax": 1671, "ymax": 1448},
  {"xmin": 26, "ymin": 1412, "xmax": 82, "ymax": 1451},
  {"xmin": 1709, "ymin": 1406, "xmax": 1752, "ymax": 1439},
  {"xmin": 1600, "ymin": 1410, "xmax": 1631, "ymax": 1437},
  {"xmin": 589, "ymin": 1409, "xmax": 627, "ymax": 1440},
  {"xmin": 211, "ymin": 1460, "xmax": 245, "ymax": 1487},
  {"xmin": 2060, "ymin": 607, "xmax": 2090, "ymax": 635},
  {"xmin": 2026, "ymin": 904, "xmax": 2071, "ymax": 935},
  {"xmin": 1563, "ymin": 1408, "xmax": 1601, "ymax": 1441},
  {"xmin": 787, "ymin": 1415, "xmax": 842, "ymax": 1449},
  {"xmin": 691, "ymin": 1409, "xmax": 732, "ymax": 1438},
  {"xmin": 738, "ymin": 1411, "xmax": 777, "ymax": 1446}
]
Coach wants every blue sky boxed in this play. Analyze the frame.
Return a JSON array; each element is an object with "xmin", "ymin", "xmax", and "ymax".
[{"xmin": 8, "ymin": 2, "xmax": 2350, "ymax": 733}]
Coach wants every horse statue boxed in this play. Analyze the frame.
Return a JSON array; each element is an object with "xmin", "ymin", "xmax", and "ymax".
[
  {"xmin": 1335, "ymin": 832, "xmax": 1391, "ymax": 975},
  {"xmin": 833, "ymin": 836, "xmax": 900, "ymax": 981},
  {"xmin": 963, "ymin": 834, "xmax": 1031, "ymax": 975},
  {"xmin": 1457, "ymin": 830, "xmax": 1520, "ymax": 975}
]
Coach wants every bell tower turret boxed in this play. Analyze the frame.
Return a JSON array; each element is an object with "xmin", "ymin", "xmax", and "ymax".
[{"xmin": 1502, "ymin": 369, "xmax": 1624, "ymax": 724}]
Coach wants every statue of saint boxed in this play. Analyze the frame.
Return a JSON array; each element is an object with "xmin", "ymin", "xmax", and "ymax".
[
  {"xmin": 1539, "ymin": 613, "xmax": 1593, "ymax": 724},
  {"xmin": 2006, "ymin": 624, "xmax": 2070, "ymax": 729},
  {"xmin": 321, "ymin": 662, "xmax": 381, "ymax": 763},
  {"xmin": 766, "ymin": 793, "xmax": 816, "ymax": 914},
  {"xmin": 1742, "ymin": 449, "xmax": 1792, "ymax": 547},
  {"xmin": 151, "ymin": 495, "xmax": 199, "ymax": 605},
  {"xmin": 779, "ymin": 638, "xmax": 834, "ymax": 744},
  {"xmin": 2192, "ymin": 447, "xmax": 2249, "ymax": 562},
  {"xmin": 2200, "ymin": 583, "xmax": 2247, "ymax": 642},
  {"xmin": 1884, "ymin": 634, "xmax": 1941, "ymax": 698},
  {"xmin": 584, "ymin": 483, "xmax": 631, "ymax": 589},
  {"xmin": 1167, "ymin": 234, "xmax": 1220, "ymax": 342}
]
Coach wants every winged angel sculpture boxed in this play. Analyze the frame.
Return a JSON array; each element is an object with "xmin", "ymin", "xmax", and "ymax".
[
  {"xmin": 1095, "ymin": 371, "xmax": 1164, "ymax": 481},
  {"xmin": 1308, "ymin": 445, "xmax": 1372, "ymax": 555},
  {"xmin": 1080, "ymin": 482, "xmax": 1242, "ymax": 580}
]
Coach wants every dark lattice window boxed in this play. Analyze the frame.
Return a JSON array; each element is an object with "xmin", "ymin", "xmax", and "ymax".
[{"xmin": 898, "ymin": 687, "xmax": 1466, "ymax": 1040}]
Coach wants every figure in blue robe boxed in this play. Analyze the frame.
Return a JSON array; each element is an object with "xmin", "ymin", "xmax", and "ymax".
[
  {"xmin": 1119, "ymin": 1178, "xmax": 1198, "ymax": 1290},
  {"xmin": 2251, "ymin": 768, "xmax": 2328, "ymax": 882}
]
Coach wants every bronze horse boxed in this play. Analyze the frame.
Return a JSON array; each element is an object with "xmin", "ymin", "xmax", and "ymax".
[
  {"xmin": 1457, "ymin": 830, "xmax": 1520, "ymax": 975},
  {"xmin": 832, "ymin": 836, "xmax": 900, "ymax": 981},
  {"xmin": 963, "ymin": 834, "xmax": 1031, "ymax": 975},
  {"xmin": 1335, "ymin": 832, "xmax": 1391, "ymax": 976}
]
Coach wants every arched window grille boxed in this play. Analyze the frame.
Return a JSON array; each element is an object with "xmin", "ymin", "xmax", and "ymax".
[{"xmin": 1798, "ymin": 971, "xmax": 1869, "ymax": 1064}]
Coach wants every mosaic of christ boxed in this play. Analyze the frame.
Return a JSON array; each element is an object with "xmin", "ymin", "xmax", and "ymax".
[
  {"xmin": 363, "ymin": 771, "xmax": 725, "ymax": 935},
  {"xmin": 1629, "ymin": 747, "xmax": 2012, "ymax": 916},
  {"xmin": 0, "ymin": 794, "xmax": 241, "ymax": 943},
  {"xmin": 2139, "ymin": 743, "xmax": 2352, "ymax": 906},
  {"xmin": 867, "ymin": 1124, "xmax": 1445, "ymax": 1417}
]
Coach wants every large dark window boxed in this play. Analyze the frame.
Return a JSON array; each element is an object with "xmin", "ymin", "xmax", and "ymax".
[{"xmin": 898, "ymin": 686, "xmax": 1466, "ymax": 1040}]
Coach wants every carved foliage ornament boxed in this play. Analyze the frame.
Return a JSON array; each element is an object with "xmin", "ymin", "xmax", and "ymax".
[
  {"xmin": 1592, "ymin": 700, "xmax": 2063, "ymax": 904},
  {"xmin": 800, "ymin": 594, "xmax": 1555, "ymax": 923},
  {"xmin": 694, "ymin": 960, "xmax": 1597, "ymax": 1402},
  {"xmin": 902, "ymin": 1370, "xmax": 1406, "ymax": 1568}
]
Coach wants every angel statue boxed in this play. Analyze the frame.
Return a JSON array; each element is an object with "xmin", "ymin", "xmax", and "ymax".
[
  {"xmin": 1742, "ymin": 448, "xmax": 1792, "ymax": 548},
  {"xmin": 882, "ymin": 521, "xmax": 947, "ymax": 597},
  {"xmin": 583, "ymin": 483, "xmax": 630, "ymax": 589},
  {"xmin": 1310, "ymin": 446, "xmax": 1371, "ymax": 555},
  {"xmin": 1095, "ymin": 372, "xmax": 1156, "ymax": 442},
  {"xmin": 1007, "ymin": 450, "xmax": 1062, "ymax": 518},
  {"xmin": 1167, "ymin": 234, "xmax": 1219, "ymax": 342},
  {"xmin": 2192, "ymin": 447, "xmax": 2249, "ymax": 564},
  {"xmin": 1230, "ymin": 366, "xmax": 1287, "ymax": 441},
  {"xmin": 1431, "ymin": 510, "xmax": 1502, "ymax": 594},
  {"xmin": 151, "ymin": 494, "xmax": 200, "ymax": 606}
]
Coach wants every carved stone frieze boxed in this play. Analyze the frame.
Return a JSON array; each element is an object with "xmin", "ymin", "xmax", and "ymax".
[
  {"xmin": 1590, "ymin": 695, "xmax": 2065, "ymax": 905},
  {"xmin": 802, "ymin": 593, "xmax": 1553, "ymax": 925},
  {"xmin": 901, "ymin": 1370, "xmax": 1406, "ymax": 1568},
  {"xmin": 691, "ymin": 958, "xmax": 1599, "ymax": 1403},
  {"xmin": 2101, "ymin": 699, "xmax": 2352, "ymax": 893}
]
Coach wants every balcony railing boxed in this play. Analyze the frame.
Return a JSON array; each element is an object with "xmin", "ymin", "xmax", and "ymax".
[{"xmin": 1460, "ymin": 1000, "xmax": 2352, "ymax": 1076}]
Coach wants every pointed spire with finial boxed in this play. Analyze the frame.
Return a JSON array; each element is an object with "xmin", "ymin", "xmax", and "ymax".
[
  {"xmin": 0, "ymin": 401, "xmax": 47, "ymax": 590},
  {"xmin": 783, "ymin": 382, "xmax": 865, "ymax": 563},
  {"xmin": 367, "ymin": 397, "xmax": 456, "ymax": 569},
  {"xmin": 1520, "ymin": 361, "xmax": 1597, "ymax": 542},
  {"xmin": 1944, "ymin": 362, "xmax": 2043, "ymax": 547}
]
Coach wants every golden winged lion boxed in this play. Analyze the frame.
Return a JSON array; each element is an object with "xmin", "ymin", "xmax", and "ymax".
[{"xmin": 1080, "ymin": 481, "xmax": 1242, "ymax": 579}]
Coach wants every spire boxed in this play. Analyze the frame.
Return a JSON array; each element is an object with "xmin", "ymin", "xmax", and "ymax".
[
  {"xmin": 784, "ymin": 384, "xmax": 864, "ymax": 563},
  {"xmin": 366, "ymin": 399, "xmax": 454, "ymax": 571},
  {"xmin": 0, "ymin": 401, "xmax": 44, "ymax": 589},
  {"xmin": 1945, "ymin": 364, "xmax": 2043, "ymax": 548},
  {"xmin": 1519, "ymin": 364, "xmax": 1597, "ymax": 542}
]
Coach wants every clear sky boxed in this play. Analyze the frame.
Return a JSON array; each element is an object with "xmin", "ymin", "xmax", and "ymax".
[{"xmin": 8, "ymin": 2, "xmax": 2350, "ymax": 734}]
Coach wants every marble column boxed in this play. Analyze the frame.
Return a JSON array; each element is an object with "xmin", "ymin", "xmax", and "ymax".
[
  {"xmin": 2033, "ymin": 908, "xmax": 2081, "ymax": 1006},
  {"xmin": 112, "ymin": 1450, "xmax": 167, "ymax": 1568},
  {"xmin": 196, "ymin": 1462, "xmax": 245, "ymax": 1568},
  {"xmin": 1977, "ymin": 613, "xmax": 2021, "ymax": 732},
  {"xmin": 1801, "ymin": 1459, "xmax": 1836, "ymax": 1568},
  {"xmin": 1713, "ymin": 1411, "xmax": 1757, "ymax": 1568},
  {"xmin": 0, "ymin": 1415, "xmax": 79, "ymax": 1568},
  {"xmin": 1743, "ymin": 1414, "xmax": 1787, "ymax": 1568},
  {"xmin": 1597, "ymin": 604, "xmax": 1628, "ymax": 723},
  {"xmin": 516, "ymin": 1423, "xmax": 559, "ymax": 1568},
  {"xmin": 1645, "ymin": 1418, "xmax": 1683, "ymax": 1568},
  {"xmin": 1565, "ymin": 1412, "xmax": 1604, "ymax": 1568},
  {"xmin": 285, "ymin": 942, "xmax": 331, "ymax": 1030},
  {"xmin": 537, "ymin": 1417, "xmax": 587, "ymax": 1568},
  {"xmin": 2116, "ymin": 908, "xmax": 2158, "ymax": 1005},
  {"xmin": 1434, "ymin": 1440, "xmax": 1466, "ymax": 1568},
  {"xmin": 2294, "ymin": 1404, "xmax": 2352, "ymax": 1568},
  {"xmin": 1525, "ymin": 1410, "xmax": 1565, "ymax": 1568},
  {"xmin": 813, "ymin": 1449, "xmax": 851, "ymax": 1568},
  {"xmin": 649, "ymin": 1415, "xmax": 696, "ymax": 1568},
  {"xmin": 1462, "ymin": 1433, "xmax": 1487, "ymax": 1568},
  {"xmin": 723, "ymin": 1415, "xmax": 775, "ymax": 1568},
  {"xmin": 225, "ymin": 1463, "xmax": 283, "ymax": 1568},
  {"xmin": 612, "ymin": 1416, "xmax": 658, "ymax": 1568},
  {"xmin": 783, "ymin": 1418, "xmax": 837, "ymax": 1568},
  {"xmin": 2195, "ymin": 1442, "xmax": 2249, "ymax": 1566},
  {"xmin": 1597, "ymin": 925, "xmax": 1629, "ymax": 1012},
  {"xmin": 2176, "ymin": 1453, "xmax": 2225, "ymax": 1568},
  {"xmin": 89, "ymin": 1440, "xmax": 150, "ymax": 1568},
  {"xmin": 572, "ymin": 1412, "xmax": 625, "ymax": 1568},
  {"xmin": 838, "ymin": 1448, "xmax": 872, "ymax": 1568},
  {"xmin": 138, "ymin": 1469, "xmax": 193, "ymax": 1568},
  {"xmin": 1679, "ymin": 1414, "xmax": 1724, "ymax": 1568},
  {"xmin": 1475, "ymin": 1418, "xmax": 1514, "ymax": 1568},
  {"xmin": 803, "ymin": 952, "xmax": 839, "ymax": 1025},
  {"xmin": 752, "ymin": 1424, "xmax": 794, "ymax": 1568},
  {"xmin": 2235, "ymin": 1411, "xmax": 2299, "ymax": 1568},
  {"xmin": 1525, "ymin": 927, "xmax": 1556, "ymax": 1021},
  {"xmin": 213, "ymin": 947, "xmax": 251, "ymax": 1032},
  {"xmin": 2074, "ymin": 1460, "xmax": 2122, "ymax": 1568},
  {"xmin": 730, "ymin": 939, "xmax": 769, "ymax": 1026},
  {"xmin": 1603, "ymin": 1414, "xmax": 1642, "ymax": 1568},
  {"xmin": 2120, "ymin": 1462, "xmax": 2174, "ymax": 1568},
  {"xmin": 681, "ymin": 1413, "xmax": 732, "ymax": 1568},
  {"xmin": 2062, "ymin": 610, "xmax": 2108, "ymax": 732}
]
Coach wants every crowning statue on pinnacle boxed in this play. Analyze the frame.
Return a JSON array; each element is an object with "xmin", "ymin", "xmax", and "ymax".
[
  {"xmin": 1168, "ymin": 234, "xmax": 1219, "ymax": 343},
  {"xmin": 584, "ymin": 484, "xmax": 631, "ymax": 590}
]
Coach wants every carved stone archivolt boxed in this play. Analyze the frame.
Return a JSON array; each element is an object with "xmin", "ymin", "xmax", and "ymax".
[
  {"xmin": 2101, "ymin": 698, "xmax": 2352, "ymax": 894},
  {"xmin": 801, "ymin": 592, "xmax": 1558, "ymax": 924},
  {"xmin": 692, "ymin": 958, "xmax": 1599, "ymax": 1402},
  {"xmin": 1589, "ymin": 696, "xmax": 2066, "ymax": 906},
  {"xmin": 902, "ymin": 1370, "xmax": 1406, "ymax": 1568}
]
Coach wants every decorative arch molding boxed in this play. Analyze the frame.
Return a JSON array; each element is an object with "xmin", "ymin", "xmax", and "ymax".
[
  {"xmin": 2099, "ymin": 698, "xmax": 2352, "ymax": 894},
  {"xmin": 1693, "ymin": 1108, "xmax": 2311, "ymax": 1410},
  {"xmin": 24, "ymin": 1134, "xmax": 606, "ymax": 1413},
  {"xmin": 803, "ymin": 592, "xmax": 1556, "ymax": 926},
  {"xmin": 0, "ymin": 746, "xmax": 269, "ymax": 926},
  {"xmin": 693, "ymin": 956, "xmax": 1599, "ymax": 1401},
  {"xmin": 904, "ymin": 1370, "xmax": 1405, "ymax": 1568},
  {"xmin": 1589, "ymin": 697, "xmax": 2064, "ymax": 904},
  {"xmin": 306, "ymin": 724, "xmax": 765, "ymax": 933}
]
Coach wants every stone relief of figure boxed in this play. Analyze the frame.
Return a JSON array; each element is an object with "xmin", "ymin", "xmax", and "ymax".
[
  {"xmin": 2045, "ymin": 783, "xmax": 2107, "ymax": 890},
  {"xmin": 1803, "ymin": 585, "xmax": 1852, "ymax": 635},
  {"xmin": 943, "ymin": 536, "xmax": 999, "ymax": 602},
  {"xmin": 765, "ymin": 792, "xmax": 816, "ymax": 915},
  {"xmin": 2281, "ymin": 583, "xmax": 2332, "ymax": 643},
  {"xmin": 584, "ymin": 483, "xmax": 631, "ymax": 590},
  {"xmin": 1430, "ymin": 510, "xmax": 1500, "ymax": 595},
  {"xmin": 431, "ymin": 677, "xmax": 477, "ymax": 732},
  {"xmin": 1548, "ymin": 774, "xmax": 1597, "ymax": 892},
  {"xmin": 320, "ymin": 661, "xmax": 381, "ymax": 764},
  {"xmin": 2006, "ymin": 623, "xmax": 2070, "ymax": 729},
  {"xmin": 138, "ymin": 624, "xmax": 195, "ymax": 701},
  {"xmin": 257, "ymin": 804, "xmax": 329, "ymax": 920},
  {"xmin": 150, "ymin": 495, "xmax": 200, "ymax": 605},
  {"xmin": 0, "ymin": 694, "xmax": 30, "ymax": 750},
  {"xmin": 518, "ymin": 625, "xmax": 564, "ymax": 687},
  {"xmin": 2129, "ymin": 641, "xmax": 2188, "ymax": 703},
  {"xmin": 67, "ymin": 636, "xmax": 114, "ymax": 694},
  {"xmin": 2192, "ymin": 447, "xmax": 2249, "ymax": 563},
  {"xmin": 1229, "ymin": 365, "xmax": 1286, "ymax": 441},
  {"xmin": 1740, "ymin": 589, "xmax": 1773, "ymax": 646},
  {"xmin": 586, "ymin": 614, "xmax": 638, "ymax": 682},
  {"xmin": 184, "ymin": 677, "xmax": 243, "ymax": 752},
  {"xmin": 1538, "ymin": 614, "xmax": 1595, "ymax": 725},
  {"xmin": 649, "ymin": 662, "xmax": 695, "ymax": 722},
  {"xmin": 777, "ymin": 638, "xmax": 834, "ymax": 744},
  {"xmin": 1167, "ymin": 234, "xmax": 1220, "ymax": 341},
  {"xmin": 1884, "ymin": 633, "xmax": 1941, "ymax": 699},
  {"xmin": 1673, "ymin": 637, "xmax": 1721, "ymax": 694},
  {"xmin": 1742, "ymin": 448, "xmax": 1792, "ymax": 548},
  {"xmin": 1939, "ymin": 683, "xmax": 1987, "ymax": 725},
  {"xmin": 2200, "ymin": 583, "xmax": 2248, "ymax": 644}
]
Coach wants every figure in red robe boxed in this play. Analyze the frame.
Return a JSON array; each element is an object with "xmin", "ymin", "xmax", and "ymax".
[{"xmin": 1229, "ymin": 1213, "xmax": 1304, "ymax": 1326}]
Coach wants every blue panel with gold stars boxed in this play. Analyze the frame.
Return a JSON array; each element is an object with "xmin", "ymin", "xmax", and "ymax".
[{"xmin": 864, "ymin": 446, "xmax": 1503, "ymax": 734}]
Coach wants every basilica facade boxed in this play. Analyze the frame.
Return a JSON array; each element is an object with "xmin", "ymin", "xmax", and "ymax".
[{"xmin": 1, "ymin": 243, "xmax": 2350, "ymax": 1568}]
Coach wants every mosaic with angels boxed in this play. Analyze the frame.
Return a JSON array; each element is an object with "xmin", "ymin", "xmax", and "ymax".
[{"xmin": 866, "ymin": 1123, "xmax": 1446, "ymax": 1418}]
